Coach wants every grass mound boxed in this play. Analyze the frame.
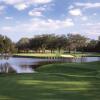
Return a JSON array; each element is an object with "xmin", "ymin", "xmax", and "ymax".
[
  {"xmin": 0, "ymin": 61, "xmax": 100, "ymax": 100},
  {"xmin": 37, "ymin": 62, "xmax": 100, "ymax": 76}
]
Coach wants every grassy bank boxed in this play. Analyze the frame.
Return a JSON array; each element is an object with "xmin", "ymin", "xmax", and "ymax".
[
  {"xmin": 13, "ymin": 53, "xmax": 74, "ymax": 58},
  {"xmin": 0, "ymin": 61, "xmax": 100, "ymax": 100}
]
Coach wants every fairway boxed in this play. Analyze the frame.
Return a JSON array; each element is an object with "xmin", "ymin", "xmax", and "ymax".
[{"xmin": 0, "ymin": 62, "xmax": 100, "ymax": 100}]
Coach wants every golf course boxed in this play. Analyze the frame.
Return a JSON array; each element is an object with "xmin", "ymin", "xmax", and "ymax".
[
  {"xmin": 0, "ymin": 61, "xmax": 100, "ymax": 100},
  {"xmin": 0, "ymin": 0, "xmax": 100, "ymax": 99}
]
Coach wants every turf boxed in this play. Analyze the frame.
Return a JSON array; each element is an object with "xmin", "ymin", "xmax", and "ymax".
[
  {"xmin": 0, "ymin": 61, "xmax": 100, "ymax": 100},
  {"xmin": 13, "ymin": 53, "xmax": 62, "ymax": 58},
  {"xmin": 13, "ymin": 53, "xmax": 100, "ymax": 58}
]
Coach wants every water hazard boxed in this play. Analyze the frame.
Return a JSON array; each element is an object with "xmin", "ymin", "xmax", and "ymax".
[{"xmin": 0, "ymin": 57, "xmax": 100, "ymax": 73}]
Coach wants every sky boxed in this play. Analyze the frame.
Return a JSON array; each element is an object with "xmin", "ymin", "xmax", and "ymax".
[{"xmin": 0, "ymin": 0, "xmax": 100, "ymax": 42}]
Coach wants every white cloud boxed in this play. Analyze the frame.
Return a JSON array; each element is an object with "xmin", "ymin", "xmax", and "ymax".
[
  {"xmin": 93, "ymin": 13, "xmax": 97, "ymax": 16},
  {"xmin": 82, "ymin": 23, "xmax": 100, "ymax": 36},
  {"xmin": 0, "ymin": 18, "xmax": 74, "ymax": 34},
  {"xmin": 0, "ymin": 5, "xmax": 5, "ymax": 10},
  {"xmin": 16, "ymin": 18, "xmax": 74, "ymax": 32},
  {"xmin": 31, "ymin": 0, "xmax": 52, "ymax": 4},
  {"xmin": 69, "ymin": 9, "xmax": 82, "ymax": 16},
  {"xmin": 29, "ymin": 7, "xmax": 46, "ymax": 16},
  {"xmin": 5, "ymin": 16, "xmax": 13, "ymax": 20},
  {"xmin": 2, "ymin": 26, "xmax": 14, "ymax": 32},
  {"xmin": 81, "ymin": 16, "xmax": 88, "ymax": 21},
  {"xmin": 0, "ymin": 0, "xmax": 53, "ymax": 10},
  {"xmin": 1, "ymin": 0, "xmax": 21, "ymax": 5},
  {"xmin": 29, "ymin": 11, "xmax": 43, "ymax": 16},
  {"xmin": 75, "ymin": 2, "xmax": 100, "ymax": 9},
  {"xmin": 0, "ymin": 5, "xmax": 5, "ymax": 14},
  {"xmin": 14, "ymin": 3, "xmax": 28, "ymax": 10},
  {"xmin": 68, "ymin": 5, "xmax": 74, "ymax": 9},
  {"xmin": 2, "ymin": 0, "xmax": 52, "ymax": 5},
  {"xmin": 33, "ymin": 7, "xmax": 46, "ymax": 11}
]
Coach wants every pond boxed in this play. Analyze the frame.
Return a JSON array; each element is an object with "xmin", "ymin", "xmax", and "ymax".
[{"xmin": 0, "ymin": 57, "xmax": 100, "ymax": 73}]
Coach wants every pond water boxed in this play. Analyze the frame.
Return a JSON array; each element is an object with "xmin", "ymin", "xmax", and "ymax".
[{"xmin": 0, "ymin": 57, "xmax": 100, "ymax": 73}]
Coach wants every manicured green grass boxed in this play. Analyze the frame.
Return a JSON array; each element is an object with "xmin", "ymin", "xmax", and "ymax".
[
  {"xmin": 13, "ymin": 53, "xmax": 100, "ymax": 58},
  {"xmin": 13, "ymin": 53, "xmax": 74, "ymax": 58},
  {"xmin": 13, "ymin": 53, "xmax": 60, "ymax": 57},
  {"xmin": 0, "ymin": 61, "xmax": 100, "ymax": 100}
]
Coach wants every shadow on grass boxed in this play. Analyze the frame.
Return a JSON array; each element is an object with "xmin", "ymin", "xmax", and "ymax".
[{"xmin": 0, "ymin": 73, "xmax": 100, "ymax": 100}]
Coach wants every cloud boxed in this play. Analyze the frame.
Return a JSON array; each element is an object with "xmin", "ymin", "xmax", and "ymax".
[
  {"xmin": 31, "ymin": 0, "xmax": 52, "ymax": 4},
  {"xmin": 82, "ymin": 23, "xmax": 100, "ymax": 36},
  {"xmin": 15, "ymin": 18, "xmax": 74, "ymax": 34},
  {"xmin": 69, "ymin": 8, "xmax": 82, "ymax": 16},
  {"xmin": 0, "ymin": 18, "xmax": 74, "ymax": 34},
  {"xmin": 5, "ymin": 16, "xmax": 13, "ymax": 20},
  {"xmin": 1, "ymin": 26, "xmax": 14, "ymax": 32},
  {"xmin": 81, "ymin": 16, "xmax": 88, "ymax": 21},
  {"xmin": 93, "ymin": 13, "xmax": 97, "ymax": 16},
  {"xmin": 75, "ymin": 2, "xmax": 100, "ymax": 9},
  {"xmin": 0, "ymin": 0, "xmax": 53, "ymax": 10},
  {"xmin": 0, "ymin": 5, "xmax": 5, "ymax": 14},
  {"xmin": 29, "ymin": 11, "xmax": 43, "ymax": 16},
  {"xmin": 68, "ymin": 5, "xmax": 74, "ymax": 9},
  {"xmin": 0, "ymin": 5, "xmax": 5, "ymax": 10},
  {"xmin": 21, "ymin": 18, "xmax": 74, "ymax": 31},
  {"xmin": 1, "ymin": 0, "xmax": 52, "ymax": 5},
  {"xmin": 14, "ymin": 3, "xmax": 28, "ymax": 10},
  {"xmin": 29, "ymin": 7, "xmax": 46, "ymax": 17}
]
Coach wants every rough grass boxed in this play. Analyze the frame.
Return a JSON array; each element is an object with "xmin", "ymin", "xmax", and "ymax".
[{"xmin": 0, "ymin": 61, "xmax": 100, "ymax": 100}]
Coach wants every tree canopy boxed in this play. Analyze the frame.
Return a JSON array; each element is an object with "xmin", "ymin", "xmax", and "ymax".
[
  {"xmin": 0, "ymin": 34, "xmax": 99, "ymax": 53},
  {"xmin": 0, "ymin": 35, "xmax": 15, "ymax": 53}
]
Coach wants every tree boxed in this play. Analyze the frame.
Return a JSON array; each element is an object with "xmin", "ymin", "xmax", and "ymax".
[
  {"xmin": 95, "ymin": 37, "xmax": 100, "ymax": 52},
  {"xmin": 30, "ymin": 36, "xmax": 42, "ymax": 52},
  {"xmin": 16, "ymin": 38, "xmax": 30, "ymax": 53},
  {"xmin": 0, "ymin": 35, "xmax": 4, "ymax": 53},
  {"xmin": 55, "ymin": 35, "xmax": 67, "ymax": 53},
  {"xmin": 67, "ymin": 34, "xmax": 88, "ymax": 53},
  {"xmin": 85, "ymin": 39, "xmax": 98, "ymax": 52},
  {"xmin": 46, "ymin": 34, "xmax": 57, "ymax": 53},
  {"xmin": 0, "ymin": 35, "xmax": 14, "ymax": 53},
  {"xmin": 3, "ymin": 36, "xmax": 13, "ymax": 53}
]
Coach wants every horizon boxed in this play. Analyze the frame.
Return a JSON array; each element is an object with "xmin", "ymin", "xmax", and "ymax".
[{"xmin": 0, "ymin": 0, "xmax": 100, "ymax": 42}]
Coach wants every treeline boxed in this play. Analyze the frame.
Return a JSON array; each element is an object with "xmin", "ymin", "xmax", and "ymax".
[
  {"xmin": 0, "ymin": 35, "xmax": 15, "ymax": 53},
  {"xmin": 0, "ymin": 34, "xmax": 99, "ymax": 54},
  {"xmin": 16, "ymin": 34, "xmax": 100, "ymax": 53},
  {"xmin": 83, "ymin": 39, "xmax": 100, "ymax": 52}
]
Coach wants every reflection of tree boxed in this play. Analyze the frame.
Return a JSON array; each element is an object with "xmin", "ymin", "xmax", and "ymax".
[
  {"xmin": 0, "ymin": 56, "xmax": 9, "ymax": 60},
  {"xmin": 80, "ymin": 57, "xmax": 86, "ymax": 63},
  {"xmin": 20, "ymin": 65, "xmax": 33, "ymax": 70},
  {"xmin": 0, "ymin": 63, "xmax": 16, "ymax": 73}
]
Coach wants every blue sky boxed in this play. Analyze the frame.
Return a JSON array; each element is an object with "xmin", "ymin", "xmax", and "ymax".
[{"xmin": 0, "ymin": 0, "xmax": 100, "ymax": 42}]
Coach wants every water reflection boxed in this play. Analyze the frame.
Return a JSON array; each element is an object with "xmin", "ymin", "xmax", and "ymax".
[
  {"xmin": 0, "ymin": 63, "xmax": 15, "ymax": 73},
  {"xmin": 0, "ymin": 63, "xmax": 34, "ymax": 73},
  {"xmin": 0, "ymin": 57, "xmax": 100, "ymax": 74},
  {"xmin": 72, "ymin": 57, "xmax": 100, "ymax": 63}
]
